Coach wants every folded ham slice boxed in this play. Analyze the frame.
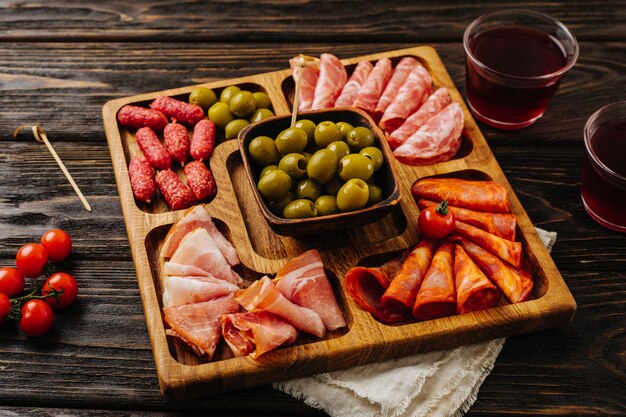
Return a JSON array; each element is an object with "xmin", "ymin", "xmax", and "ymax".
[
  {"xmin": 353, "ymin": 58, "xmax": 393, "ymax": 117},
  {"xmin": 235, "ymin": 276, "xmax": 325, "ymax": 338},
  {"xmin": 373, "ymin": 57, "xmax": 419, "ymax": 120},
  {"xmin": 311, "ymin": 53, "xmax": 347, "ymax": 110},
  {"xmin": 163, "ymin": 294, "xmax": 239, "ymax": 359},
  {"xmin": 454, "ymin": 244, "xmax": 500, "ymax": 314},
  {"xmin": 334, "ymin": 60, "xmax": 373, "ymax": 108},
  {"xmin": 454, "ymin": 220, "xmax": 522, "ymax": 268},
  {"xmin": 274, "ymin": 249, "xmax": 346, "ymax": 332},
  {"xmin": 159, "ymin": 206, "xmax": 239, "ymax": 266},
  {"xmin": 412, "ymin": 242, "xmax": 457, "ymax": 321},
  {"xmin": 169, "ymin": 228, "xmax": 242, "ymax": 286},
  {"xmin": 379, "ymin": 65, "xmax": 432, "ymax": 133},
  {"xmin": 290, "ymin": 56, "xmax": 320, "ymax": 112},
  {"xmin": 411, "ymin": 178, "xmax": 511, "ymax": 213},
  {"xmin": 162, "ymin": 275, "xmax": 239, "ymax": 308},
  {"xmin": 221, "ymin": 311, "xmax": 299, "ymax": 359}
]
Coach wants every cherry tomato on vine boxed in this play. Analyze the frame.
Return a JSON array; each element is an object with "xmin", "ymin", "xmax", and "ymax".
[
  {"xmin": 41, "ymin": 229, "xmax": 72, "ymax": 263},
  {"xmin": 417, "ymin": 199, "xmax": 455, "ymax": 240},
  {"xmin": 0, "ymin": 293, "xmax": 11, "ymax": 322},
  {"xmin": 0, "ymin": 267, "xmax": 25, "ymax": 296},
  {"xmin": 42, "ymin": 272, "xmax": 78, "ymax": 309},
  {"xmin": 16, "ymin": 243, "xmax": 48, "ymax": 278},
  {"xmin": 19, "ymin": 299, "xmax": 54, "ymax": 337}
]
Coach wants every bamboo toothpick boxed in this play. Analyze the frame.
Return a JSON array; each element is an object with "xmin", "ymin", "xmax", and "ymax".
[
  {"xmin": 290, "ymin": 54, "xmax": 320, "ymax": 128},
  {"xmin": 13, "ymin": 125, "xmax": 92, "ymax": 212}
]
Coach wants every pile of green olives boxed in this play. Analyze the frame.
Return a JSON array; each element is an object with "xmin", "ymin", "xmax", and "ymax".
[
  {"xmin": 248, "ymin": 119, "xmax": 386, "ymax": 219},
  {"xmin": 188, "ymin": 86, "xmax": 274, "ymax": 139}
]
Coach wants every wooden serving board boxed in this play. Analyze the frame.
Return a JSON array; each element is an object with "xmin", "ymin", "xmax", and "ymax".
[{"xmin": 102, "ymin": 46, "xmax": 576, "ymax": 400}]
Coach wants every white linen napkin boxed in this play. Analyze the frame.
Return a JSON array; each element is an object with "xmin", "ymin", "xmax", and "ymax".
[{"xmin": 274, "ymin": 228, "xmax": 557, "ymax": 417}]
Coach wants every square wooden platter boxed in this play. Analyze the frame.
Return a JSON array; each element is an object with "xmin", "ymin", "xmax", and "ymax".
[{"xmin": 102, "ymin": 46, "xmax": 576, "ymax": 400}]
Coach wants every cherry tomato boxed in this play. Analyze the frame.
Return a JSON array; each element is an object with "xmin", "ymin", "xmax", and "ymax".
[
  {"xmin": 0, "ymin": 267, "xmax": 25, "ymax": 296},
  {"xmin": 16, "ymin": 243, "xmax": 48, "ymax": 278},
  {"xmin": 0, "ymin": 293, "xmax": 11, "ymax": 322},
  {"xmin": 417, "ymin": 199, "xmax": 455, "ymax": 240},
  {"xmin": 19, "ymin": 299, "xmax": 54, "ymax": 337},
  {"xmin": 42, "ymin": 272, "xmax": 78, "ymax": 309},
  {"xmin": 41, "ymin": 229, "xmax": 72, "ymax": 263}
]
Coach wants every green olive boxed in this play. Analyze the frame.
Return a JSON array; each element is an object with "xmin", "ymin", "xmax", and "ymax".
[
  {"xmin": 295, "ymin": 119, "xmax": 316, "ymax": 147},
  {"xmin": 315, "ymin": 195, "xmax": 339, "ymax": 216},
  {"xmin": 275, "ymin": 127, "xmax": 308, "ymax": 155},
  {"xmin": 220, "ymin": 86, "xmax": 241, "ymax": 105},
  {"xmin": 296, "ymin": 178, "xmax": 322, "ymax": 201},
  {"xmin": 260, "ymin": 165, "xmax": 278, "ymax": 178},
  {"xmin": 248, "ymin": 136, "xmax": 280, "ymax": 166},
  {"xmin": 257, "ymin": 169, "xmax": 291, "ymax": 201},
  {"xmin": 283, "ymin": 199, "xmax": 318, "ymax": 219},
  {"xmin": 253, "ymin": 92, "xmax": 271, "ymax": 109},
  {"xmin": 229, "ymin": 91, "xmax": 256, "ymax": 118},
  {"xmin": 336, "ymin": 121, "xmax": 354, "ymax": 140},
  {"xmin": 208, "ymin": 102, "xmax": 234, "ymax": 129},
  {"xmin": 367, "ymin": 184, "xmax": 383, "ymax": 206},
  {"xmin": 307, "ymin": 149, "xmax": 338, "ymax": 184},
  {"xmin": 346, "ymin": 126, "xmax": 375, "ymax": 151},
  {"xmin": 278, "ymin": 153, "xmax": 308, "ymax": 180},
  {"xmin": 224, "ymin": 119, "xmax": 249, "ymax": 139},
  {"xmin": 338, "ymin": 154, "xmax": 374, "ymax": 181},
  {"xmin": 270, "ymin": 192, "xmax": 295, "ymax": 216},
  {"xmin": 314, "ymin": 121, "xmax": 342, "ymax": 148},
  {"xmin": 250, "ymin": 108, "xmax": 275, "ymax": 123},
  {"xmin": 327, "ymin": 141, "xmax": 351, "ymax": 161},
  {"xmin": 189, "ymin": 87, "xmax": 217, "ymax": 111},
  {"xmin": 323, "ymin": 175, "xmax": 344, "ymax": 195},
  {"xmin": 359, "ymin": 146, "xmax": 384, "ymax": 171},
  {"xmin": 337, "ymin": 179, "xmax": 369, "ymax": 212}
]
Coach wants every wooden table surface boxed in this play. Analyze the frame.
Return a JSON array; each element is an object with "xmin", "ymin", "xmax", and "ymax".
[{"xmin": 1, "ymin": 1, "xmax": 624, "ymax": 416}]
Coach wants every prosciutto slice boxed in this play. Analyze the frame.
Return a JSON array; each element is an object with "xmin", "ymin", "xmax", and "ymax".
[
  {"xmin": 454, "ymin": 220, "xmax": 522, "ymax": 268},
  {"xmin": 411, "ymin": 178, "xmax": 511, "ymax": 213},
  {"xmin": 169, "ymin": 228, "xmax": 243, "ymax": 286},
  {"xmin": 159, "ymin": 206, "xmax": 239, "ymax": 266},
  {"xmin": 163, "ymin": 294, "xmax": 239, "ymax": 359},
  {"xmin": 393, "ymin": 102, "xmax": 464, "ymax": 166},
  {"xmin": 274, "ymin": 250, "xmax": 346, "ymax": 331},
  {"xmin": 221, "ymin": 311, "xmax": 299, "ymax": 359},
  {"xmin": 379, "ymin": 65, "xmax": 432, "ymax": 133},
  {"xmin": 235, "ymin": 276, "xmax": 325, "ymax": 338},
  {"xmin": 353, "ymin": 58, "xmax": 393, "ymax": 117},
  {"xmin": 374, "ymin": 57, "xmax": 420, "ymax": 119},
  {"xmin": 412, "ymin": 242, "xmax": 457, "ymax": 321},
  {"xmin": 454, "ymin": 244, "xmax": 500, "ymax": 314},
  {"xmin": 311, "ymin": 53, "xmax": 347, "ymax": 110},
  {"xmin": 387, "ymin": 87, "xmax": 452, "ymax": 149},
  {"xmin": 334, "ymin": 60, "xmax": 373, "ymax": 108},
  {"xmin": 290, "ymin": 56, "xmax": 320, "ymax": 112},
  {"xmin": 162, "ymin": 275, "xmax": 239, "ymax": 308}
]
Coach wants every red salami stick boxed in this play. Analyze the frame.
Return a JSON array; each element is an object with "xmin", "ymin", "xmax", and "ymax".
[
  {"xmin": 461, "ymin": 240, "xmax": 533, "ymax": 304},
  {"xmin": 418, "ymin": 199, "xmax": 516, "ymax": 240},
  {"xmin": 411, "ymin": 178, "xmax": 510, "ymax": 213},
  {"xmin": 163, "ymin": 122, "xmax": 190, "ymax": 166},
  {"xmin": 454, "ymin": 244, "xmax": 500, "ymax": 314},
  {"xmin": 381, "ymin": 239, "xmax": 437, "ymax": 311},
  {"xmin": 155, "ymin": 170, "xmax": 195, "ymax": 211},
  {"xmin": 454, "ymin": 220, "xmax": 522, "ymax": 268},
  {"xmin": 412, "ymin": 242, "xmax": 456, "ymax": 321},
  {"xmin": 117, "ymin": 105, "xmax": 168, "ymax": 132},
  {"xmin": 135, "ymin": 127, "xmax": 171, "ymax": 170},
  {"xmin": 128, "ymin": 156, "xmax": 156, "ymax": 204},
  {"xmin": 190, "ymin": 119, "xmax": 216, "ymax": 162},
  {"xmin": 184, "ymin": 161, "xmax": 216, "ymax": 201},
  {"xmin": 150, "ymin": 96, "xmax": 205, "ymax": 127}
]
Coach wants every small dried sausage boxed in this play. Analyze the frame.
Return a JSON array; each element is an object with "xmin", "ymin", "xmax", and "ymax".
[
  {"xmin": 150, "ymin": 96, "xmax": 205, "ymax": 127},
  {"xmin": 190, "ymin": 119, "xmax": 216, "ymax": 162},
  {"xmin": 128, "ymin": 156, "xmax": 156, "ymax": 203},
  {"xmin": 155, "ymin": 170, "xmax": 195, "ymax": 210},
  {"xmin": 163, "ymin": 122, "xmax": 190, "ymax": 166},
  {"xmin": 135, "ymin": 127, "xmax": 171, "ymax": 170},
  {"xmin": 184, "ymin": 161, "xmax": 216, "ymax": 201},
  {"xmin": 117, "ymin": 105, "xmax": 168, "ymax": 132}
]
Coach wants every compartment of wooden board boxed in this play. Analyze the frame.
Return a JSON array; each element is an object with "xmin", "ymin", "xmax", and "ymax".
[{"xmin": 102, "ymin": 45, "xmax": 576, "ymax": 400}]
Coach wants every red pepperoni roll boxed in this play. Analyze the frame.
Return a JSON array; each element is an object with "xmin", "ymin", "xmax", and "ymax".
[
  {"xmin": 334, "ymin": 60, "xmax": 373, "ymax": 108},
  {"xmin": 163, "ymin": 122, "xmax": 190, "ymax": 166},
  {"xmin": 128, "ymin": 156, "xmax": 156, "ymax": 204},
  {"xmin": 373, "ymin": 57, "xmax": 419, "ymax": 119},
  {"xmin": 454, "ymin": 220, "xmax": 522, "ymax": 268},
  {"xmin": 411, "ymin": 178, "xmax": 510, "ymax": 213},
  {"xmin": 184, "ymin": 161, "xmax": 216, "ymax": 202},
  {"xmin": 379, "ymin": 65, "xmax": 432, "ymax": 133},
  {"xmin": 353, "ymin": 58, "xmax": 393, "ymax": 118},
  {"xmin": 190, "ymin": 119, "xmax": 216, "ymax": 162},
  {"xmin": 454, "ymin": 244, "xmax": 500, "ymax": 314},
  {"xmin": 135, "ymin": 127, "xmax": 171, "ymax": 170},
  {"xmin": 381, "ymin": 239, "xmax": 437, "ymax": 311},
  {"xmin": 155, "ymin": 170, "xmax": 195, "ymax": 211},
  {"xmin": 150, "ymin": 96, "xmax": 205, "ymax": 127},
  {"xmin": 412, "ymin": 242, "xmax": 456, "ymax": 321},
  {"xmin": 460, "ymin": 240, "xmax": 533, "ymax": 304},
  {"xmin": 117, "ymin": 105, "xmax": 168, "ymax": 132}
]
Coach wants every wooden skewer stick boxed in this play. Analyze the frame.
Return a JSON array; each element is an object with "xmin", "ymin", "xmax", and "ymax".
[
  {"xmin": 290, "ymin": 54, "xmax": 320, "ymax": 128},
  {"xmin": 12, "ymin": 125, "xmax": 92, "ymax": 212}
]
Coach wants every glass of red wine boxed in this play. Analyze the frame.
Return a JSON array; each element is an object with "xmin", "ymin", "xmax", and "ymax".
[
  {"xmin": 581, "ymin": 101, "xmax": 626, "ymax": 233},
  {"xmin": 463, "ymin": 10, "xmax": 579, "ymax": 129}
]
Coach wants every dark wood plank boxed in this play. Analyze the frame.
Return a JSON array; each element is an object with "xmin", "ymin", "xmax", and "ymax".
[{"xmin": 0, "ymin": 1, "xmax": 624, "ymax": 42}]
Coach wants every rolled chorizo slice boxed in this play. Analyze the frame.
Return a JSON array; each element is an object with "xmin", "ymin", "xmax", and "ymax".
[
  {"xmin": 418, "ymin": 199, "xmax": 516, "ymax": 240},
  {"xmin": 381, "ymin": 239, "xmax": 437, "ymax": 311},
  {"xmin": 373, "ymin": 57, "xmax": 419, "ymax": 120},
  {"xmin": 412, "ymin": 242, "xmax": 456, "ymax": 321},
  {"xmin": 353, "ymin": 58, "xmax": 393, "ymax": 118},
  {"xmin": 454, "ymin": 244, "xmax": 500, "ymax": 314},
  {"xmin": 411, "ymin": 177, "xmax": 510, "ymax": 213},
  {"xmin": 454, "ymin": 220, "xmax": 522, "ymax": 268},
  {"xmin": 379, "ymin": 65, "xmax": 432, "ymax": 133},
  {"xmin": 461, "ymin": 240, "xmax": 533, "ymax": 304},
  {"xmin": 334, "ymin": 60, "xmax": 373, "ymax": 108}
]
